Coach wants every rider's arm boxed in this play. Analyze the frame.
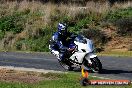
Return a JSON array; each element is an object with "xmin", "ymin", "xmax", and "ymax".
[
  {"xmin": 67, "ymin": 32, "xmax": 78, "ymax": 39},
  {"xmin": 52, "ymin": 32, "xmax": 63, "ymax": 49}
]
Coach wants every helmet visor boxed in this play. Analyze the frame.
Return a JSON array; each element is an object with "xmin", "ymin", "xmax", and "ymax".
[
  {"xmin": 61, "ymin": 30, "xmax": 66, "ymax": 35},
  {"xmin": 61, "ymin": 27, "xmax": 66, "ymax": 30}
]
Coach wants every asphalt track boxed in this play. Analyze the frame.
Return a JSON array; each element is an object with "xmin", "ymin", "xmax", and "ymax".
[{"xmin": 0, "ymin": 52, "xmax": 132, "ymax": 80}]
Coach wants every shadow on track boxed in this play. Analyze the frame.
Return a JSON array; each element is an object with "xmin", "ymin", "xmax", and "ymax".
[
  {"xmin": 99, "ymin": 69, "xmax": 132, "ymax": 74},
  {"xmin": 65, "ymin": 68, "xmax": 132, "ymax": 75}
]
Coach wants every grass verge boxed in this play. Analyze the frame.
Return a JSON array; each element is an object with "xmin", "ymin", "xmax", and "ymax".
[
  {"xmin": 0, "ymin": 69, "xmax": 131, "ymax": 88},
  {"xmin": 97, "ymin": 51, "xmax": 132, "ymax": 57},
  {"xmin": 1, "ymin": 50, "xmax": 132, "ymax": 57}
]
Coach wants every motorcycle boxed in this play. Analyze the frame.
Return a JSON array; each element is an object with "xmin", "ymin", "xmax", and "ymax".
[{"xmin": 49, "ymin": 34, "xmax": 102, "ymax": 73}]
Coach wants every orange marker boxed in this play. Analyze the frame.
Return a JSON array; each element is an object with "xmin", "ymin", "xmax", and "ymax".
[
  {"xmin": 81, "ymin": 68, "xmax": 89, "ymax": 78},
  {"xmin": 80, "ymin": 68, "xmax": 131, "ymax": 86}
]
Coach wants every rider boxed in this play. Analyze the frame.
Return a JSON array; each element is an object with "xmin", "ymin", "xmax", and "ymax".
[{"xmin": 50, "ymin": 23, "xmax": 75, "ymax": 62}]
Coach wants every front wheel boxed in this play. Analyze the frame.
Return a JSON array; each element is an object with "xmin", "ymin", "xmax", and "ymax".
[
  {"xmin": 90, "ymin": 57, "xmax": 102, "ymax": 73},
  {"xmin": 83, "ymin": 57, "xmax": 102, "ymax": 73}
]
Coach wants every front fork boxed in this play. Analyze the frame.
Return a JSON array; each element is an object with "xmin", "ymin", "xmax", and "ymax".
[
  {"xmin": 82, "ymin": 53, "xmax": 97, "ymax": 70},
  {"xmin": 85, "ymin": 53, "xmax": 97, "ymax": 63}
]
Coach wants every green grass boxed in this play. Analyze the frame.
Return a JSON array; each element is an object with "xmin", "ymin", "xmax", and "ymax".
[
  {"xmin": 97, "ymin": 51, "xmax": 132, "ymax": 57},
  {"xmin": 0, "ymin": 72, "xmax": 131, "ymax": 88}
]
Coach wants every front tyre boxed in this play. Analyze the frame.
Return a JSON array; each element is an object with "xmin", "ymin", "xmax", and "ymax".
[
  {"xmin": 90, "ymin": 57, "xmax": 102, "ymax": 73},
  {"xmin": 83, "ymin": 57, "xmax": 102, "ymax": 73}
]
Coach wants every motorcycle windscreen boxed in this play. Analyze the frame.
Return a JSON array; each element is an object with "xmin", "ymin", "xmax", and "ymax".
[{"xmin": 86, "ymin": 39, "xmax": 94, "ymax": 53}]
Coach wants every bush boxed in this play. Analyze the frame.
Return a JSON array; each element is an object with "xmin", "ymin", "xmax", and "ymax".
[
  {"xmin": 106, "ymin": 7, "xmax": 132, "ymax": 21},
  {"xmin": 0, "ymin": 11, "xmax": 28, "ymax": 34},
  {"xmin": 16, "ymin": 37, "xmax": 50, "ymax": 52},
  {"xmin": 115, "ymin": 18, "xmax": 132, "ymax": 36},
  {"xmin": 0, "ymin": 16, "xmax": 23, "ymax": 33},
  {"xmin": 68, "ymin": 16, "xmax": 96, "ymax": 34},
  {"xmin": 15, "ymin": 27, "xmax": 53, "ymax": 52},
  {"xmin": 69, "ymin": 17, "xmax": 90, "ymax": 34},
  {"xmin": 0, "ymin": 30, "xmax": 4, "ymax": 39}
]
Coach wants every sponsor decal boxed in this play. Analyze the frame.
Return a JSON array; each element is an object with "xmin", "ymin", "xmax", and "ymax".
[{"xmin": 80, "ymin": 68, "xmax": 131, "ymax": 86}]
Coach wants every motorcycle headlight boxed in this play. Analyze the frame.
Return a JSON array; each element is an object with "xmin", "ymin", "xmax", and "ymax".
[
  {"xmin": 82, "ymin": 39, "xmax": 87, "ymax": 44},
  {"xmin": 91, "ymin": 41, "xmax": 95, "ymax": 51}
]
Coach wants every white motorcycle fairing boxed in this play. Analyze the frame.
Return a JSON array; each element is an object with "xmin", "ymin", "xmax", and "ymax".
[
  {"xmin": 49, "ymin": 34, "xmax": 102, "ymax": 72},
  {"xmin": 69, "ymin": 37, "xmax": 96, "ymax": 64}
]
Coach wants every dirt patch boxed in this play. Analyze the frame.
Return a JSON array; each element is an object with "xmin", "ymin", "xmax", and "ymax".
[
  {"xmin": 105, "ymin": 37, "xmax": 132, "ymax": 51},
  {"xmin": 0, "ymin": 68, "xmax": 58, "ymax": 83}
]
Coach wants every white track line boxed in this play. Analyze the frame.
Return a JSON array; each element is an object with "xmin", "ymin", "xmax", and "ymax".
[
  {"xmin": 91, "ymin": 75, "xmax": 110, "ymax": 79},
  {"xmin": 0, "ymin": 66, "xmax": 64, "ymax": 73},
  {"xmin": 0, "ymin": 66, "xmax": 111, "ymax": 79}
]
